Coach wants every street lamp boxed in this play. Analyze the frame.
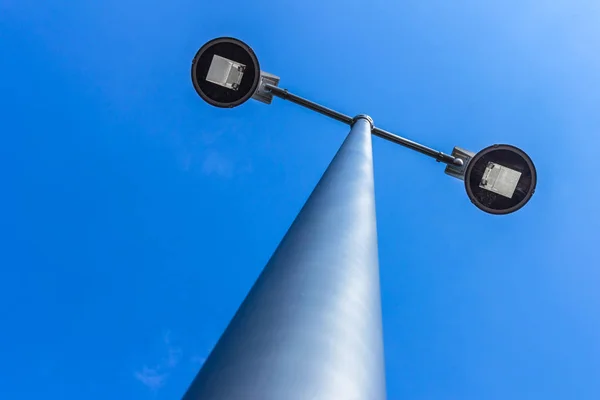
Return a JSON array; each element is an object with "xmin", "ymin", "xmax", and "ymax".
[
  {"xmin": 191, "ymin": 37, "xmax": 537, "ymax": 215},
  {"xmin": 183, "ymin": 37, "xmax": 537, "ymax": 400}
]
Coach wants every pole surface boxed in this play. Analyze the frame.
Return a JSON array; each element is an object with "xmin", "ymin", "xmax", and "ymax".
[{"xmin": 182, "ymin": 117, "xmax": 386, "ymax": 400}]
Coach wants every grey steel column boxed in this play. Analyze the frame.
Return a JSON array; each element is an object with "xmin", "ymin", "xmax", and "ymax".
[{"xmin": 182, "ymin": 116, "xmax": 386, "ymax": 400}]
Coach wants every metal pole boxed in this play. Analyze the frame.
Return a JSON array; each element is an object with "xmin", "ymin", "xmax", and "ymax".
[
  {"xmin": 182, "ymin": 116, "xmax": 387, "ymax": 400},
  {"xmin": 264, "ymin": 83, "xmax": 462, "ymax": 166}
]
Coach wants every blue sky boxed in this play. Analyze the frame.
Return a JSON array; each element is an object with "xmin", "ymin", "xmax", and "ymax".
[{"xmin": 1, "ymin": 0, "xmax": 599, "ymax": 398}]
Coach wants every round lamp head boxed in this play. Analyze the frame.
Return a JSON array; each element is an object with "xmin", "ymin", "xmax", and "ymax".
[
  {"xmin": 191, "ymin": 37, "xmax": 260, "ymax": 108},
  {"xmin": 464, "ymin": 144, "xmax": 537, "ymax": 215}
]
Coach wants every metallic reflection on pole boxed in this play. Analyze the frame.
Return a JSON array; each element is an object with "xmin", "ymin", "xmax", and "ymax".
[{"xmin": 182, "ymin": 116, "xmax": 386, "ymax": 400}]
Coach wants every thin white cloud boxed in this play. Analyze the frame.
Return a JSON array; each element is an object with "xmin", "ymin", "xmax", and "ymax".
[
  {"xmin": 135, "ymin": 331, "xmax": 182, "ymax": 391},
  {"xmin": 134, "ymin": 331, "xmax": 211, "ymax": 391},
  {"xmin": 134, "ymin": 366, "xmax": 168, "ymax": 391},
  {"xmin": 201, "ymin": 151, "xmax": 234, "ymax": 178},
  {"xmin": 164, "ymin": 331, "xmax": 182, "ymax": 368}
]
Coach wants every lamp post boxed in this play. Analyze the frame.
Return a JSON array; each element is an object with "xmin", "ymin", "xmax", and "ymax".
[{"xmin": 182, "ymin": 37, "xmax": 537, "ymax": 400}]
